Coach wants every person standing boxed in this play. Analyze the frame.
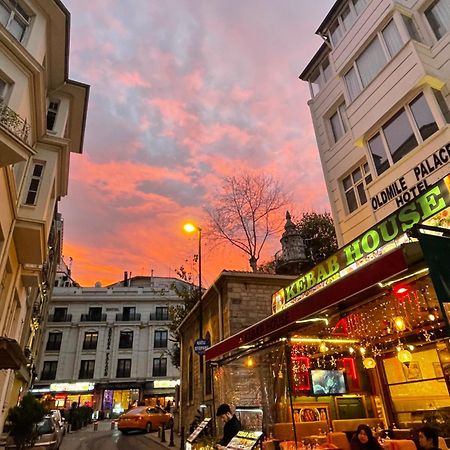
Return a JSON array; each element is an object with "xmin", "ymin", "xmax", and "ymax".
[{"xmin": 216, "ymin": 404, "xmax": 241, "ymax": 449}]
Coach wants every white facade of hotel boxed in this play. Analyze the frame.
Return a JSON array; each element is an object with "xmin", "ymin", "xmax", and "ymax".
[
  {"xmin": 33, "ymin": 275, "xmax": 188, "ymax": 413},
  {"xmin": 300, "ymin": 0, "xmax": 449, "ymax": 244},
  {"xmin": 0, "ymin": 0, "xmax": 89, "ymax": 432}
]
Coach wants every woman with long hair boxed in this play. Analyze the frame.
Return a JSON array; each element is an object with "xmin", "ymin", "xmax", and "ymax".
[{"xmin": 351, "ymin": 424, "xmax": 384, "ymax": 450}]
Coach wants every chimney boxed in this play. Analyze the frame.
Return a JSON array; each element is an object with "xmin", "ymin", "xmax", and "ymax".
[{"xmin": 124, "ymin": 271, "xmax": 128, "ymax": 286}]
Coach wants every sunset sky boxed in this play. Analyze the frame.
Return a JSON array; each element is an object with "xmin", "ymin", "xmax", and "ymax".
[{"xmin": 60, "ymin": 0, "xmax": 335, "ymax": 287}]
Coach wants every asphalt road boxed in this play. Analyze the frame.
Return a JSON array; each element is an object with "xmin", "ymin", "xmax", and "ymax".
[{"xmin": 61, "ymin": 428, "xmax": 168, "ymax": 450}]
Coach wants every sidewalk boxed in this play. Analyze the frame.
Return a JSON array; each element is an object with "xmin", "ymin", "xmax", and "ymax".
[{"xmin": 143, "ymin": 424, "xmax": 183, "ymax": 450}]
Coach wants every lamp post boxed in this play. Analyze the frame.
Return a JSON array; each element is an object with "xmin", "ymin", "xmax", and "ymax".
[{"xmin": 183, "ymin": 223, "xmax": 204, "ymax": 377}]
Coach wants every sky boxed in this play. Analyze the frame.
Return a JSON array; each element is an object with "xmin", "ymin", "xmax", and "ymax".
[{"xmin": 60, "ymin": 0, "xmax": 335, "ymax": 288}]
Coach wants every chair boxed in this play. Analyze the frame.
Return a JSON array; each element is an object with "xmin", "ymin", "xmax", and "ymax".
[
  {"xmin": 328, "ymin": 432, "xmax": 350, "ymax": 450},
  {"xmin": 439, "ymin": 437, "xmax": 449, "ymax": 450}
]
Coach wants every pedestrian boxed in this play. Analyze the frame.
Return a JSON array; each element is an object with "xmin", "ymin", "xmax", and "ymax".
[
  {"xmin": 418, "ymin": 426, "xmax": 440, "ymax": 450},
  {"xmin": 165, "ymin": 400, "xmax": 172, "ymax": 413},
  {"xmin": 350, "ymin": 424, "xmax": 384, "ymax": 450},
  {"xmin": 216, "ymin": 404, "xmax": 241, "ymax": 449}
]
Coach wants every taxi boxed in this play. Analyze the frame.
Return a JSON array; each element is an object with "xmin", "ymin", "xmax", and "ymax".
[{"xmin": 117, "ymin": 406, "xmax": 173, "ymax": 434}]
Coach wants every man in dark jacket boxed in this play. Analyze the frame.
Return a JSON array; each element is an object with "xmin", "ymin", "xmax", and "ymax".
[{"xmin": 216, "ymin": 404, "xmax": 241, "ymax": 448}]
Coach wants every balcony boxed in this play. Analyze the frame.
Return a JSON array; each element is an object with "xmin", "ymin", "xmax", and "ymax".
[
  {"xmin": 80, "ymin": 313, "xmax": 107, "ymax": 322},
  {"xmin": 0, "ymin": 101, "xmax": 33, "ymax": 166},
  {"xmin": 48, "ymin": 314, "xmax": 72, "ymax": 323},
  {"xmin": 149, "ymin": 313, "xmax": 169, "ymax": 321},
  {"xmin": 116, "ymin": 313, "xmax": 141, "ymax": 321}
]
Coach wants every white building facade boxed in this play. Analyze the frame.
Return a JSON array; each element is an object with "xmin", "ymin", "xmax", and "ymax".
[
  {"xmin": 300, "ymin": 0, "xmax": 449, "ymax": 244},
  {"xmin": 0, "ymin": 0, "xmax": 89, "ymax": 432},
  {"xmin": 32, "ymin": 275, "xmax": 188, "ymax": 417}
]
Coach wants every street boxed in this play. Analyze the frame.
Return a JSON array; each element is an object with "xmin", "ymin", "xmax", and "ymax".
[{"xmin": 60, "ymin": 421, "xmax": 179, "ymax": 450}]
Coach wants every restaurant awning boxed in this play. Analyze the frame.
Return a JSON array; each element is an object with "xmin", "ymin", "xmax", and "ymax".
[
  {"xmin": 205, "ymin": 242, "xmax": 424, "ymax": 362},
  {"xmin": 0, "ymin": 337, "xmax": 27, "ymax": 370}
]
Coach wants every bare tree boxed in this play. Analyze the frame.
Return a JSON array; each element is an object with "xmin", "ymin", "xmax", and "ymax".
[{"xmin": 206, "ymin": 172, "xmax": 290, "ymax": 272}]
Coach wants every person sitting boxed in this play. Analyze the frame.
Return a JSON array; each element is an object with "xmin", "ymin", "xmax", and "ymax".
[
  {"xmin": 351, "ymin": 424, "xmax": 384, "ymax": 450},
  {"xmin": 418, "ymin": 426, "xmax": 440, "ymax": 450},
  {"xmin": 216, "ymin": 403, "xmax": 241, "ymax": 449}
]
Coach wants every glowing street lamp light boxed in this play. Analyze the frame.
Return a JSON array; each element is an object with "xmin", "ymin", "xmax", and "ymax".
[{"xmin": 183, "ymin": 222, "xmax": 204, "ymax": 383}]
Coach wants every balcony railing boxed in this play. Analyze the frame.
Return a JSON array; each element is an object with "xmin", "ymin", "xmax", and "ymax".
[
  {"xmin": 0, "ymin": 101, "xmax": 31, "ymax": 144},
  {"xmin": 48, "ymin": 314, "xmax": 72, "ymax": 323},
  {"xmin": 80, "ymin": 313, "xmax": 107, "ymax": 322},
  {"xmin": 149, "ymin": 313, "xmax": 169, "ymax": 321},
  {"xmin": 116, "ymin": 313, "xmax": 141, "ymax": 321}
]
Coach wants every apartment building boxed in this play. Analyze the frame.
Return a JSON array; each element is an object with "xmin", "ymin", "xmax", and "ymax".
[
  {"xmin": 0, "ymin": 0, "xmax": 89, "ymax": 432},
  {"xmin": 300, "ymin": 0, "xmax": 449, "ymax": 244},
  {"xmin": 32, "ymin": 275, "xmax": 189, "ymax": 418}
]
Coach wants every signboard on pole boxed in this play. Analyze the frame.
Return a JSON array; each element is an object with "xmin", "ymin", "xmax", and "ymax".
[{"xmin": 194, "ymin": 339, "xmax": 210, "ymax": 355}]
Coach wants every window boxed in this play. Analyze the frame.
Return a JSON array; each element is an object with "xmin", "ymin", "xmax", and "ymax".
[
  {"xmin": 153, "ymin": 358, "xmax": 167, "ymax": 377},
  {"xmin": 46, "ymin": 332, "xmax": 62, "ymax": 351},
  {"xmin": 0, "ymin": 0, "xmax": 30, "ymax": 42},
  {"xmin": 122, "ymin": 306, "xmax": 136, "ymax": 320},
  {"xmin": 0, "ymin": 78, "xmax": 7, "ymax": 101},
  {"xmin": 41, "ymin": 361, "xmax": 57, "ymax": 380},
  {"xmin": 88, "ymin": 307, "xmax": 102, "ymax": 320},
  {"xmin": 154, "ymin": 330, "xmax": 168, "ymax": 348},
  {"xmin": 329, "ymin": 103, "xmax": 347, "ymax": 143},
  {"xmin": 409, "ymin": 93, "xmax": 439, "ymax": 140},
  {"xmin": 433, "ymin": 89, "xmax": 450, "ymax": 123},
  {"xmin": 342, "ymin": 163, "xmax": 372, "ymax": 214},
  {"xmin": 345, "ymin": 20, "xmax": 402, "ymax": 101},
  {"xmin": 425, "ymin": 0, "xmax": 450, "ymax": 40},
  {"xmin": 24, "ymin": 162, "xmax": 44, "ymax": 205},
  {"xmin": 402, "ymin": 15, "xmax": 422, "ymax": 42},
  {"xmin": 368, "ymin": 93, "xmax": 440, "ymax": 176},
  {"xmin": 116, "ymin": 359, "xmax": 131, "ymax": 378},
  {"xmin": 83, "ymin": 332, "xmax": 98, "ymax": 350},
  {"xmin": 382, "ymin": 20, "xmax": 403, "ymax": 57},
  {"xmin": 329, "ymin": 0, "xmax": 368, "ymax": 46},
  {"xmin": 309, "ymin": 57, "xmax": 333, "ymax": 97},
  {"xmin": 155, "ymin": 307, "xmax": 168, "ymax": 320},
  {"xmin": 119, "ymin": 331, "xmax": 133, "ymax": 349},
  {"xmin": 53, "ymin": 307, "xmax": 68, "ymax": 322},
  {"xmin": 46, "ymin": 101, "xmax": 59, "ymax": 131},
  {"xmin": 383, "ymin": 108, "xmax": 418, "ymax": 163},
  {"xmin": 79, "ymin": 360, "xmax": 95, "ymax": 379}
]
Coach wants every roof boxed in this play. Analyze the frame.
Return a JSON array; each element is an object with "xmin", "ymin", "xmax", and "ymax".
[{"xmin": 299, "ymin": 42, "xmax": 329, "ymax": 80}]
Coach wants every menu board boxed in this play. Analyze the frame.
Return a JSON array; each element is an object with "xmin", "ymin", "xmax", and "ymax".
[
  {"xmin": 226, "ymin": 430, "xmax": 263, "ymax": 450},
  {"xmin": 186, "ymin": 418, "xmax": 212, "ymax": 443}
]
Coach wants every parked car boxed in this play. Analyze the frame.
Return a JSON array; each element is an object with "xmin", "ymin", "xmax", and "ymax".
[
  {"xmin": 6, "ymin": 415, "xmax": 64, "ymax": 450},
  {"xmin": 50, "ymin": 410, "xmax": 67, "ymax": 435},
  {"xmin": 117, "ymin": 406, "xmax": 173, "ymax": 434}
]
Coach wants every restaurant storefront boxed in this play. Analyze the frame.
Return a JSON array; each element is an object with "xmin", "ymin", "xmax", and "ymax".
[{"xmin": 205, "ymin": 175, "xmax": 450, "ymax": 443}]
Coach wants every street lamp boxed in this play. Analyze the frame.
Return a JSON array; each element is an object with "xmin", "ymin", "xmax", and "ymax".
[{"xmin": 183, "ymin": 222, "xmax": 203, "ymax": 355}]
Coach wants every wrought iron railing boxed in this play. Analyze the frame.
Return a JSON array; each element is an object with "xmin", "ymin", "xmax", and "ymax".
[
  {"xmin": 80, "ymin": 313, "xmax": 107, "ymax": 322},
  {"xmin": 48, "ymin": 314, "xmax": 72, "ymax": 322},
  {"xmin": 0, "ymin": 100, "xmax": 30, "ymax": 144},
  {"xmin": 116, "ymin": 313, "xmax": 141, "ymax": 321}
]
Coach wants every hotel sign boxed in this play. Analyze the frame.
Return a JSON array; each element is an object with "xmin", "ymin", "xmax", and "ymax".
[
  {"xmin": 154, "ymin": 379, "xmax": 180, "ymax": 388},
  {"xmin": 272, "ymin": 174, "xmax": 450, "ymax": 313},
  {"xmin": 371, "ymin": 143, "xmax": 449, "ymax": 211}
]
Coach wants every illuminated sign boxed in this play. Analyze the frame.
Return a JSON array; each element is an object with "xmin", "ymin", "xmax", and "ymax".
[
  {"xmin": 154, "ymin": 379, "xmax": 180, "ymax": 388},
  {"xmin": 371, "ymin": 143, "xmax": 449, "ymax": 211},
  {"xmin": 272, "ymin": 174, "xmax": 450, "ymax": 313},
  {"xmin": 50, "ymin": 382, "xmax": 95, "ymax": 392}
]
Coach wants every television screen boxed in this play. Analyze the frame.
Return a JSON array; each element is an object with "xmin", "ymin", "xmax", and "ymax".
[{"xmin": 310, "ymin": 369, "xmax": 346, "ymax": 395}]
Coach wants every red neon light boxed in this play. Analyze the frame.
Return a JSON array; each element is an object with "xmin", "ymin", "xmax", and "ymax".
[
  {"xmin": 393, "ymin": 285, "xmax": 409, "ymax": 295},
  {"xmin": 291, "ymin": 355, "xmax": 310, "ymax": 394}
]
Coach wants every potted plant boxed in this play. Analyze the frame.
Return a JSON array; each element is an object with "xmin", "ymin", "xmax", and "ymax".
[{"xmin": 6, "ymin": 394, "xmax": 48, "ymax": 450}]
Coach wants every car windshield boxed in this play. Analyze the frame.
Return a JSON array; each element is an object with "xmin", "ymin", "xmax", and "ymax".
[
  {"xmin": 124, "ymin": 407, "xmax": 146, "ymax": 415},
  {"xmin": 36, "ymin": 418, "xmax": 54, "ymax": 435}
]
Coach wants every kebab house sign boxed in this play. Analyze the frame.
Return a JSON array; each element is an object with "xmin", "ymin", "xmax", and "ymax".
[{"xmin": 272, "ymin": 172, "xmax": 450, "ymax": 313}]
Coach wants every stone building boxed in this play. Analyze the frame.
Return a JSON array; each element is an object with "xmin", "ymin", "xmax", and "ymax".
[
  {"xmin": 178, "ymin": 271, "xmax": 296, "ymax": 432},
  {"xmin": 0, "ymin": 0, "xmax": 89, "ymax": 432}
]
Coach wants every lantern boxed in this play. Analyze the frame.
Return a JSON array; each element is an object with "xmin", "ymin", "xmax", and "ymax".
[
  {"xmin": 319, "ymin": 342, "xmax": 329, "ymax": 353},
  {"xmin": 393, "ymin": 316, "xmax": 407, "ymax": 332},
  {"xmin": 363, "ymin": 357, "xmax": 376, "ymax": 369},
  {"xmin": 397, "ymin": 349, "xmax": 412, "ymax": 364},
  {"xmin": 245, "ymin": 356, "xmax": 255, "ymax": 368}
]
